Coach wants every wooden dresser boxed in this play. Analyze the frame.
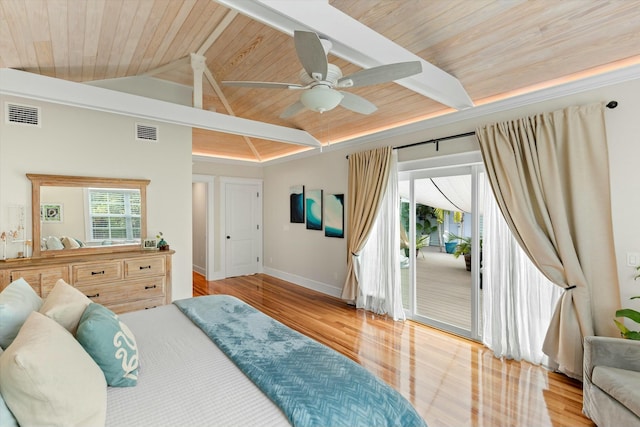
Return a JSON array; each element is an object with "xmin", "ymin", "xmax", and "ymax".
[{"xmin": 0, "ymin": 250, "xmax": 174, "ymax": 314}]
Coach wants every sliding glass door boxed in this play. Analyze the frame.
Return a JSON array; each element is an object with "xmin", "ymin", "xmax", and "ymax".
[{"xmin": 399, "ymin": 161, "xmax": 484, "ymax": 340}]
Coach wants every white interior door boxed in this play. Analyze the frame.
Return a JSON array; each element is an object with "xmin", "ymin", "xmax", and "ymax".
[{"xmin": 224, "ymin": 180, "xmax": 262, "ymax": 277}]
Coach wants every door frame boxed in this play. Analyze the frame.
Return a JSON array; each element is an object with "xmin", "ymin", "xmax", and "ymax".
[
  {"xmin": 219, "ymin": 177, "xmax": 263, "ymax": 278},
  {"xmin": 192, "ymin": 174, "xmax": 215, "ymax": 280},
  {"xmin": 398, "ymin": 152, "xmax": 483, "ymax": 341}
]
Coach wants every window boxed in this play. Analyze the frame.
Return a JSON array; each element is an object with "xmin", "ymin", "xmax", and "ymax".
[{"xmin": 87, "ymin": 189, "xmax": 141, "ymax": 242}]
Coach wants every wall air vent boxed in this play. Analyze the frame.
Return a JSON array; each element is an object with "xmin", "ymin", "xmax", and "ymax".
[
  {"xmin": 136, "ymin": 123, "xmax": 158, "ymax": 142},
  {"xmin": 6, "ymin": 103, "xmax": 40, "ymax": 127}
]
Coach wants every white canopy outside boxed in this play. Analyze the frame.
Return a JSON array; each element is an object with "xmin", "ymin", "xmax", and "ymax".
[{"xmin": 399, "ymin": 175, "xmax": 484, "ymax": 214}]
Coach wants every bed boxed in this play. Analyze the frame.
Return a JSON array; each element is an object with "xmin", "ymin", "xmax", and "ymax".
[{"xmin": 0, "ymin": 278, "xmax": 427, "ymax": 427}]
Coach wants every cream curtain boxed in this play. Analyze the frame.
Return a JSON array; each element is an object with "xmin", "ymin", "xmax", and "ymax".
[
  {"xmin": 341, "ymin": 146, "xmax": 392, "ymax": 302},
  {"xmin": 476, "ymin": 102, "xmax": 620, "ymax": 380},
  {"xmin": 354, "ymin": 151, "xmax": 405, "ymax": 320}
]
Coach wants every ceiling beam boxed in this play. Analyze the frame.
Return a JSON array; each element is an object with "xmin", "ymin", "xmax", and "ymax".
[
  {"xmin": 216, "ymin": 0, "xmax": 473, "ymax": 110},
  {"xmin": 203, "ymin": 65, "xmax": 262, "ymax": 161},
  {"xmin": 0, "ymin": 68, "xmax": 321, "ymax": 147},
  {"xmin": 197, "ymin": 9, "xmax": 238, "ymax": 56},
  {"xmin": 195, "ymin": 9, "xmax": 261, "ymax": 161}
]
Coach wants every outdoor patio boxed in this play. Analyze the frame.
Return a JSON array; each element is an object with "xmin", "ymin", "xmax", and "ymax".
[{"xmin": 402, "ymin": 245, "xmax": 478, "ymax": 331}]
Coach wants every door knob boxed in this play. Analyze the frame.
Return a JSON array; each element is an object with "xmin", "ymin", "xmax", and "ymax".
[{"xmin": 226, "ymin": 236, "xmax": 230, "ymax": 239}]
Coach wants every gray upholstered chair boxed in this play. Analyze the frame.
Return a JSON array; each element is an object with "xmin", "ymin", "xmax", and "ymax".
[{"xmin": 583, "ymin": 336, "xmax": 640, "ymax": 427}]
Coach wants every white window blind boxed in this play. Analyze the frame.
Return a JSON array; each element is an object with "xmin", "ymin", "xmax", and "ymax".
[{"xmin": 88, "ymin": 189, "xmax": 141, "ymax": 242}]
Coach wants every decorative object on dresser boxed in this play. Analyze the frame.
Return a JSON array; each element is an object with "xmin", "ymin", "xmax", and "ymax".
[
  {"xmin": 156, "ymin": 232, "xmax": 169, "ymax": 251},
  {"xmin": 142, "ymin": 238, "xmax": 157, "ymax": 250}
]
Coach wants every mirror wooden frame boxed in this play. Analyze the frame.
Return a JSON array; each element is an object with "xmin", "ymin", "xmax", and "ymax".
[{"xmin": 27, "ymin": 174, "xmax": 150, "ymax": 258}]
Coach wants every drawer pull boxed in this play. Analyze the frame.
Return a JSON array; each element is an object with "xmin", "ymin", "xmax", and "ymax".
[
  {"xmin": 144, "ymin": 285, "xmax": 157, "ymax": 290},
  {"xmin": 86, "ymin": 293, "xmax": 100, "ymax": 298},
  {"xmin": 139, "ymin": 265, "xmax": 152, "ymax": 270},
  {"xmin": 144, "ymin": 306, "xmax": 157, "ymax": 310},
  {"xmin": 91, "ymin": 270, "xmax": 105, "ymax": 276}
]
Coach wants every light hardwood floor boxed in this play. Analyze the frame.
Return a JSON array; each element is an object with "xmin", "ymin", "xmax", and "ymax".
[{"xmin": 193, "ymin": 272, "xmax": 594, "ymax": 427}]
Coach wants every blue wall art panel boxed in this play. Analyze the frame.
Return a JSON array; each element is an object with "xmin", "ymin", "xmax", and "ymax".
[
  {"xmin": 325, "ymin": 194, "xmax": 344, "ymax": 238},
  {"xmin": 305, "ymin": 189, "xmax": 323, "ymax": 230},
  {"xmin": 290, "ymin": 185, "xmax": 305, "ymax": 223}
]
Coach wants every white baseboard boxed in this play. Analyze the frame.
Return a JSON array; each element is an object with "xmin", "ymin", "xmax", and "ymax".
[
  {"xmin": 192, "ymin": 264, "xmax": 206, "ymax": 276},
  {"xmin": 208, "ymin": 270, "xmax": 225, "ymax": 281},
  {"xmin": 262, "ymin": 267, "xmax": 342, "ymax": 298}
]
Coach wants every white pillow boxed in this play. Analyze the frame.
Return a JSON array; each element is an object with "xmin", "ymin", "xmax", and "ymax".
[
  {"xmin": 46, "ymin": 236, "xmax": 64, "ymax": 250},
  {"xmin": 0, "ymin": 278, "xmax": 43, "ymax": 349},
  {"xmin": 0, "ymin": 312, "xmax": 107, "ymax": 427},
  {"xmin": 0, "ymin": 348, "xmax": 19, "ymax": 427},
  {"xmin": 39, "ymin": 279, "xmax": 91, "ymax": 335}
]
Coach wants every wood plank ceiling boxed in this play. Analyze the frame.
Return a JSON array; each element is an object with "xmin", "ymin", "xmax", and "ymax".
[{"xmin": 2, "ymin": 0, "xmax": 640, "ymax": 162}]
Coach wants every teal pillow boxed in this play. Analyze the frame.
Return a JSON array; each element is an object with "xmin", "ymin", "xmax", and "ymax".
[
  {"xmin": 0, "ymin": 278, "xmax": 43, "ymax": 349},
  {"xmin": 76, "ymin": 303, "xmax": 139, "ymax": 387},
  {"xmin": 0, "ymin": 391, "xmax": 19, "ymax": 427}
]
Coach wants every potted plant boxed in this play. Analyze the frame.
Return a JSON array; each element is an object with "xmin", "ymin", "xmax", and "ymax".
[
  {"xmin": 444, "ymin": 232, "xmax": 458, "ymax": 254},
  {"xmin": 614, "ymin": 266, "xmax": 640, "ymax": 340},
  {"xmin": 156, "ymin": 232, "xmax": 169, "ymax": 251},
  {"xmin": 416, "ymin": 219, "xmax": 437, "ymax": 246},
  {"xmin": 452, "ymin": 235, "xmax": 472, "ymax": 271},
  {"xmin": 449, "ymin": 233, "xmax": 482, "ymax": 272}
]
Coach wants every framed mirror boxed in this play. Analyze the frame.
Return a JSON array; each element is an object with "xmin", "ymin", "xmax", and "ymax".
[{"xmin": 27, "ymin": 174, "xmax": 150, "ymax": 258}]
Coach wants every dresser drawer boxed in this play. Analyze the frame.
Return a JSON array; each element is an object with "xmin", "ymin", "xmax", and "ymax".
[
  {"xmin": 108, "ymin": 296, "xmax": 166, "ymax": 314},
  {"xmin": 77, "ymin": 277, "xmax": 165, "ymax": 306},
  {"xmin": 72, "ymin": 261, "xmax": 122, "ymax": 286},
  {"xmin": 10, "ymin": 266, "xmax": 69, "ymax": 297},
  {"xmin": 125, "ymin": 257, "xmax": 165, "ymax": 278}
]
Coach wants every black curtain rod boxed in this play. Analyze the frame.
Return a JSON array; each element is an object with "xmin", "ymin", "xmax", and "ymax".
[
  {"xmin": 346, "ymin": 100, "xmax": 618, "ymax": 158},
  {"xmin": 393, "ymin": 131, "xmax": 476, "ymax": 152}
]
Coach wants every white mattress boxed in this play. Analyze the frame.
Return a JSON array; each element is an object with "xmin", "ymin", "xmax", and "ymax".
[{"xmin": 107, "ymin": 304, "xmax": 290, "ymax": 427}]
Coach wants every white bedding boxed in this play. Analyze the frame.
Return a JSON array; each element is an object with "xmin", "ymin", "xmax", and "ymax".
[{"xmin": 107, "ymin": 304, "xmax": 290, "ymax": 427}]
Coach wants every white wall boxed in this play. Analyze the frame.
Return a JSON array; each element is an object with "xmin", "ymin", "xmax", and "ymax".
[
  {"xmin": 263, "ymin": 149, "xmax": 349, "ymax": 296},
  {"xmin": 258, "ymin": 77, "xmax": 640, "ymax": 317},
  {"xmin": 0, "ymin": 95, "xmax": 194, "ymax": 301}
]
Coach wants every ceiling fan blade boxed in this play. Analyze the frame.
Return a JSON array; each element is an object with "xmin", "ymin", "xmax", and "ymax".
[
  {"xmin": 280, "ymin": 101, "xmax": 306, "ymax": 119},
  {"xmin": 337, "ymin": 61, "xmax": 422, "ymax": 88},
  {"xmin": 339, "ymin": 92, "xmax": 377, "ymax": 115},
  {"xmin": 222, "ymin": 81, "xmax": 304, "ymax": 89},
  {"xmin": 294, "ymin": 30, "xmax": 328, "ymax": 80}
]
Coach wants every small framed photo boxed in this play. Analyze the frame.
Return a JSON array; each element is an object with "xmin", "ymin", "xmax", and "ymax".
[{"xmin": 142, "ymin": 238, "xmax": 157, "ymax": 250}]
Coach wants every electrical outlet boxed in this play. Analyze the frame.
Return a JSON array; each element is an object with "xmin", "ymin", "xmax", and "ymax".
[{"xmin": 627, "ymin": 252, "xmax": 640, "ymax": 267}]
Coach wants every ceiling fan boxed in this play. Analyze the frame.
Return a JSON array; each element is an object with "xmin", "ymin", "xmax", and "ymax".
[{"xmin": 222, "ymin": 30, "xmax": 422, "ymax": 118}]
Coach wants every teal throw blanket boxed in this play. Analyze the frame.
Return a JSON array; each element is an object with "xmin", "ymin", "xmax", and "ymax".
[{"xmin": 174, "ymin": 295, "xmax": 427, "ymax": 427}]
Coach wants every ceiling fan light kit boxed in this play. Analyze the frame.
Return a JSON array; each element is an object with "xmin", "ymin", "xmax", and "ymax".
[{"xmin": 300, "ymin": 86, "xmax": 344, "ymax": 113}]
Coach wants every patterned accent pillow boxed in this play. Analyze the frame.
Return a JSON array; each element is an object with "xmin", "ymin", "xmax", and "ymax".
[
  {"xmin": 0, "ymin": 278, "xmax": 43, "ymax": 349},
  {"xmin": 76, "ymin": 303, "xmax": 139, "ymax": 387}
]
